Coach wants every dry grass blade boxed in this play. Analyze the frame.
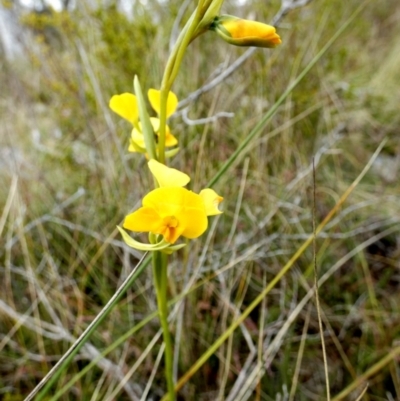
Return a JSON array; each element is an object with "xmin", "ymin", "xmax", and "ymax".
[
  {"xmin": 312, "ymin": 159, "xmax": 330, "ymax": 400},
  {"xmin": 331, "ymin": 346, "xmax": 400, "ymax": 401}
]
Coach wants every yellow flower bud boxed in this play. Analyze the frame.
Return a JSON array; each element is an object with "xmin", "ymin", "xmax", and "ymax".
[{"xmin": 212, "ymin": 15, "xmax": 281, "ymax": 48}]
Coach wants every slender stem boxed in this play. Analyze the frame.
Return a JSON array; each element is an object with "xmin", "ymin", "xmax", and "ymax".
[
  {"xmin": 153, "ymin": 251, "xmax": 175, "ymax": 401},
  {"xmin": 157, "ymin": 17, "xmax": 192, "ymax": 162},
  {"xmin": 24, "ymin": 252, "xmax": 151, "ymax": 401},
  {"xmin": 158, "ymin": 3, "xmax": 206, "ymax": 163}
]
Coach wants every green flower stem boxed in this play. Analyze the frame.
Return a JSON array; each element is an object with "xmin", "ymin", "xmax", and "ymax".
[
  {"xmin": 24, "ymin": 251, "xmax": 151, "ymax": 401},
  {"xmin": 158, "ymin": 2, "xmax": 207, "ymax": 163},
  {"xmin": 153, "ymin": 251, "xmax": 175, "ymax": 401},
  {"xmin": 157, "ymin": 89, "xmax": 169, "ymax": 164}
]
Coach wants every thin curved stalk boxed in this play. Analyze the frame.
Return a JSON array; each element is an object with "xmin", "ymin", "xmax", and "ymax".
[
  {"xmin": 153, "ymin": 251, "xmax": 175, "ymax": 401},
  {"xmin": 23, "ymin": 252, "xmax": 151, "ymax": 401}
]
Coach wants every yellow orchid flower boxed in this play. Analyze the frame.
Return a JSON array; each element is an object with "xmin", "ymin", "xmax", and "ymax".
[
  {"xmin": 149, "ymin": 117, "xmax": 178, "ymax": 147},
  {"xmin": 123, "ymin": 187, "xmax": 208, "ymax": 244},
  {"xmin": 128, "ymin": 118, "xmax": 178, "ymax": 153},
  {"xmin": 110, "ymin": 90, "xmax": 179, "ymax": 154},
  {"xmin": 212, "ymin": 15, "xmax": 281, "ymax": 48},
  {"xmin": 120, "ymin": 160, "xmax": 223, "ymax": 246}
]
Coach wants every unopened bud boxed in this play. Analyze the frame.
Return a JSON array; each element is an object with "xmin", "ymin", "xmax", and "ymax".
[{"xmin": 211, "ymin": 15, "xmax": 281, "ymax": 48}]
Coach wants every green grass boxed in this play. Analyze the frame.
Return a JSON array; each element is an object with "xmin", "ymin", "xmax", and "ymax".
[{"xmin": 1, "ymin": 0, "xmax": 400, "ymax": 400}]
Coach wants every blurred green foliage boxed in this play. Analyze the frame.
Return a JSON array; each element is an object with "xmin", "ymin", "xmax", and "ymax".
[{"xmin": 94, "ymin": 4, "xmax": 157, "ymax": 92}]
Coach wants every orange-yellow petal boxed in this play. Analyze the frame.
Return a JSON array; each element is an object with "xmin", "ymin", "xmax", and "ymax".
[
  {"xmin": 123, "ymin": 206, "xmax": 162, "ymax": 233},
  {"xmin": 214, "ymin": 15, "xmax": 281, "ymax": 48},
  {"xmin": 109, "ymin": 93, "xmax": 139, "ymax": 125},
  {"xmin": 199, "ymin": 189, "xmax": 224, "ymax": 216},
  {"xmin": 148, "ymin": 159, "xmax": 190, "ymax": 188},
  {"xmin": 149, "ymin": 117, "xmax": 160, "ymax": 132},
  {"xmin": 148, "ymin": 89, "xmax": 178, "ymax": 118},
  {"xmin": 131, "ymin": 128, "xmax": 145, "ymax": 148},
  {"xmin": 165, "ymin": 126, "xmax": 178, "ymax": 147},
  {"xmin": 149, "ymin": 118, "xmax": 178, "ymax": 147},
  {"xmin": 128, "ymin": 138, "xmax": 146, "ymax": 153}
]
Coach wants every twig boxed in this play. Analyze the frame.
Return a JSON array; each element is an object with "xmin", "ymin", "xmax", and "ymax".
[{"xmin": 181, "ymin": 107, "xmax": 234, "ymax": 125}]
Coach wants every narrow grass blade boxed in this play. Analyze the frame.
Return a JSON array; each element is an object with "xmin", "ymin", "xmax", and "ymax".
[
  {"xmin": 23, "ymin": 252, "xmax": 151, "ymax": 401},
  {"xmin": 331, "ymin": 346, "xmax": 400, "ymax": 401}
]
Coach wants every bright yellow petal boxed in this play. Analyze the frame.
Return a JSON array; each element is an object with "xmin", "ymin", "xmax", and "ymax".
[
  {"xmin": 148, "ymin": 89, "xmax": 178, "ymax": 118},
  {"xmin": 215, "ymin": 15, "xmax": 281, "ymax": 48},
  {"xmin": 176, "ymin": 189, "xmax": 208, "ymax": 239},
  {"xmin": 131, "ymin": 128, "xmax": 146, "ymax": 148},
  {"xmin": 148, "ymin": 159, "xmax": 190, "ymax": 188},
  {"xmin": 143, "ymin": 187, "xmax": 183, "ymax": 215},
  {"xmin": 224, "ymin": 19, "xmax": 279, "ymax": 41},
  {"xmin": 149, "ymin": 117, "xmax": 160, "ymax": 132},
  {"xmin": 165, "ymin": 134, "xmax": 178, "ymax": 148},
  {"xmin": 150, "ymin": 120, "xmax": 178, "ymax": 147},
  {"xmin": 128, "ymin": 139, "xmax": 145, "ymax": 153},
  {"xmin": 109, "ymin": 93, "xmax": 139, "ymax": 125},
  {"xmin": 165, "ymin": 91, "xmax": 178, "ymax": 118},
  {"xmin": 164, "ymin": 125, "xmax": 178, "ymax": 147},
  {"xmin": 199, "ymin": 189, "xmax": 223, "ymax": 216},
  {"xmin": 123, "ymin": 206, "xmax": 162, "ymax": 233}
]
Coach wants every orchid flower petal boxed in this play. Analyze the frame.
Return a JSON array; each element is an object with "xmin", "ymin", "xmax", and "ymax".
[
  {"xmin": 109, "ymin": 93, "xmax": 139, "ymax": 125},
  {"xmin": 148, "ymin": 89, "xmax": 178, "ymax": 118},
  {"xmin": 199, "ymin": 188, "xmax": 224, "ymax": 215},
  {"xmin": 148, "ymin": 159, "xmax": 190, "ymax": 188}
]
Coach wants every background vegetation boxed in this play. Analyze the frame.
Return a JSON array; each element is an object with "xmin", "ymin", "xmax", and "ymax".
[{"xmin": 1, "ymin": 0, "xmax": 400, "ymax": 400}]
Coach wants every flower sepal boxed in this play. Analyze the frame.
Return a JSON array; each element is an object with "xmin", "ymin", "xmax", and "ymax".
[
  {"xmin": 118, "ymin": 227, "xmax": 186, "ymax": 253},
  {"xmin": 165, "ymin": 148, "xmax": 180, "ymax": 159},
  {"xmin": 149, "ymin": 233, "xmax": 187, "ymax": 254},
  {"xmin": 161, "ymin": 242, "xmax": 187, "ymax": 255}
]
